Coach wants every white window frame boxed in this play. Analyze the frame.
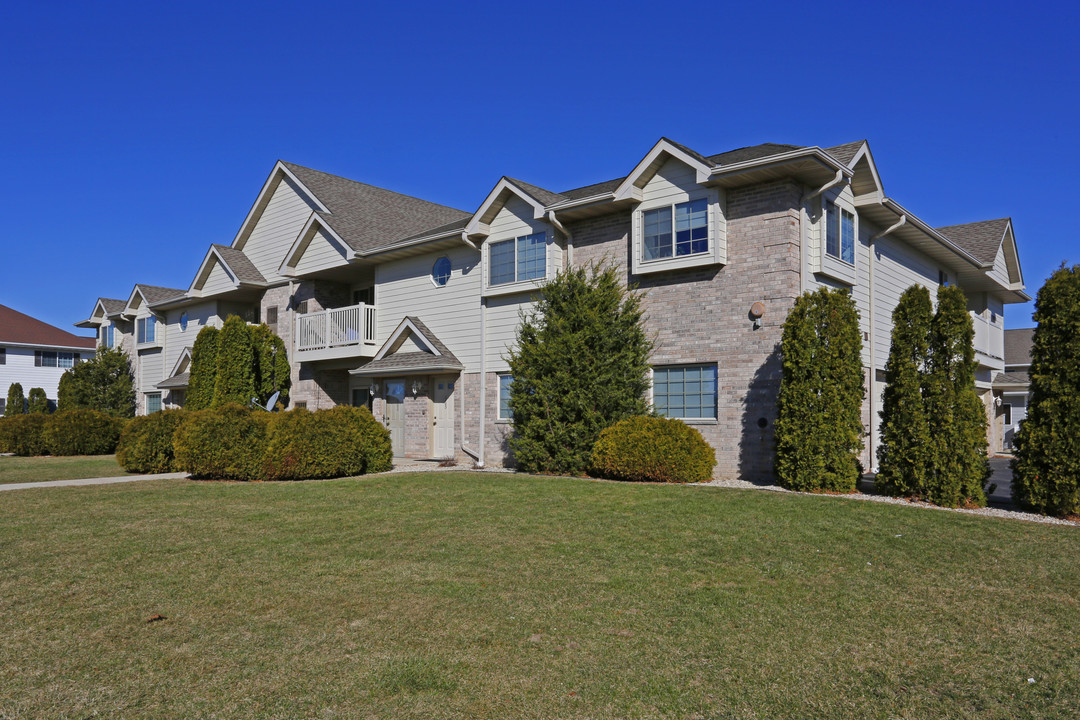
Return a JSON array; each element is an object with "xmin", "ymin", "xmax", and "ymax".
[
  {"xmin": 651, "ymin": 364, "xmax": 718, "ymax": 422},
  {"xmin": 488, "ymin": 232, "xmax": 548, "ymax": 289},
  {"xmin": 813, "ymin": 189, "xmax": 857, "ymax": 285},
  {"xmin": 145, "ymin": 392, "xmax": 162, "ymax": 414},
  {"xmin": 137, "ymin": 315, "xmax": 160, "ymax": 346},
  {"xmin": 431, "ymin": 256, "xmax": 452, "ymax": 288},
  {"xmin": 631, "ymin": 188, "xmax": 725, "ymax": 276},
  {"xmin": 824, "ymin": 199, "xmax": 856, "ymax": 266},
  {"xmin": 497, "ymin": 373, "xmax": 513, "ymax": 421}
]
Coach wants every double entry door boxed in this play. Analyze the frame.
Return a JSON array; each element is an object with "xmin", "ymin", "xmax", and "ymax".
[{"xmin": 381, "ymin": 376, "xmax": 456, "ymax": 459}]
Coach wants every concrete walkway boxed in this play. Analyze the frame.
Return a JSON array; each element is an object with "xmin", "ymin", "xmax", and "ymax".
[{"xmin": 0, "ymin": 472, "xmax": 188, "ymax": 492}]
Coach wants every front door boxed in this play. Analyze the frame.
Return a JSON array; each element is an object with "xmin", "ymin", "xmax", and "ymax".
[
  {"xmin": 384, "ymin": 379, "xmax": 406, "ymax": 456},
  {"xmin": 431, "ymin": 376, "xmax": 455, "ymax": 458}
]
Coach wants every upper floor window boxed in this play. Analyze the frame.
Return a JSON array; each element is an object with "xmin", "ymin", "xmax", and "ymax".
[
  {"xmin": 644, "ymin": 198, "xmax": 709, "ymax": 261},
  {"xmin": 179, "ymin": 312, "xmax": 188, "ymax": 332},
  {"xmin": 137, "ymin": 316, "xmax": 157, "ymax": 344},
  {"xmin": 825, "ymin": 200, "xmax": 856, "ymax": 265},
  {"xmin": 432, "ymin": 257, "xmax": 452, "ymax": 287},
  {"xmin": 0, "ymin": 348, "xmax": 5, "ymax": 365},
  {"xmin": 490, "ymin": 232, "xmax": 546, "ymax": 286},
  {"xmin": 34, "ymin": 351, "xmax": 77, "ymax": 368}
]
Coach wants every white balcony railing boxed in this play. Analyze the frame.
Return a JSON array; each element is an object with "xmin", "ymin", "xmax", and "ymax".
[
  {"xmin": 971, "ymin": 312, "xmax": 1003, "ymax": 359},
  {"xmin": 296, "ymin": 303, "xmax": 376, "ymax": 352}
]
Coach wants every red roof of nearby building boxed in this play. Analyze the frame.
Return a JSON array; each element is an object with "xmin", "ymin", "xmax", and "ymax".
[{"xmin": 0, "ymin": 304, "xmax": 97, "ymax": 349}]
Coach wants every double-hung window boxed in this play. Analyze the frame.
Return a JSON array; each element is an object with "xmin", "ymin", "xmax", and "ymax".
[
  {"xmin": 653, "ymin": 364, "xmax": 717, "ymax": 420},
  {"xmin": 644, "ymin": 198, "xmax": 708, "ymax": 261},
  {"xmin": 35, "ymin": 351, "xmax": 57, "ymax": 367},
  {"xmin": 137, "ymin": 316, "xmax": 157, "ymax": 344},
  {"xmin": 489, "ymin": 232, "xmax": 546, "ymax": 286},
  {"xmin": 825, "ymin": 200, "xmax": 856, "ymax": 265}
]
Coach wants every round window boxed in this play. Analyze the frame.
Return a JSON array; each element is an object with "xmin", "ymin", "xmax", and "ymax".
[
  {"xmin": 180, "ymin": 312, "xmax": 188, "ymax": 331},
  {"xmin": 431, "ymin": 257, "xmax": 451, "ymax": 286}
]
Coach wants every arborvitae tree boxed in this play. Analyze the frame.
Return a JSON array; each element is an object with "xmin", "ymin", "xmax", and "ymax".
[
  {"xmin": 26, "ymin": 388, "xmax": 49, "ymax": 414},
  {"xmin": 212, "ymin": 315, "xmax": 256, "ymax": 408},
  {"xmin": 185, "ymin": 325, "xmax": 220, "ymax": 411},
  {"xmin": 57, "ymin": 370, "xmax": 76, "ymax": 411},
  {"xmin": 1012, "ymin": 264, "xmax": 1080, "ymax": 515},
  {"xmin": 876, "ymin": 285, "xmax": 934, "ymax": 497},
  {"xmin": 507, "ymin": 263, "xmax": 653, "ymax": 475},
  {"xmin": 251, "ymin": 323, "xmax": 291, "ymax": 408},
  {"xmin": 774, "ymin": 287, "xmax": 864, "ymax": 492},
  {"xmin": 924, "ymin": 285, "xmax": 989, "ymax": 508},
  {"xmin": 5, "ymin": 383, "xmax": 25, "ymax": 416},
  {"xmin": 58, "ymin": 347, "xmax": 135, "ymax": 417}
]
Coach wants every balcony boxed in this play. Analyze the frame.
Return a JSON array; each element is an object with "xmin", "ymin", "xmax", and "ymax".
[
  {"xmin": 971, "ymin": 312, "xmax": 1004, "ymax": 365},
  {"xmin": 295, "ymin": 303, "xmax": 378, "ymax": 362}
]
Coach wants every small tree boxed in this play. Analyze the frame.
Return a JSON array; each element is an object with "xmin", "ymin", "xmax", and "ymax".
[
  {"xmin": 186, "ymin": 325, "xmax": 220, "ymax": 411},
  {"xmin": 507, "ymin": 263, "xmax": 653, "ymax": 475},
  {"xmin": 1013, "ymin": 264, "xmax": 1080, "ymax": 515},
  {"xmin": 57, "ymin": 347, "xmax": 135, "ymax": 417},
  {"xmin": 876, "ymin": 285, "xmax": 933, "ymax": 497},
  {"xmin": 212, "ymin": 316, "xmax": 256, "ymax": 407},
  {"xmin": 27, "ymin": 388, "xmax": 49, "ymax": 414},
  {"xmin": 774, "ymin": 287, "xmax": 864, "ymax": 492},
  {"xmin": 251, "ymin": 323, "xmax": 291, "ymax": 408},
  {"xmin": 924, "ymin": 285, "xmax": 989, "ymax": 508},
  {"xmin": 5, "ymin": 383, "xmax": 25, "ymax": 416}
]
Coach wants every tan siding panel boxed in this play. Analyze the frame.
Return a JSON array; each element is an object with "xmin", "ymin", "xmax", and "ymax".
[{"xmin": 242, "ymin": 177, "xmax": 319, "ymax": 282}]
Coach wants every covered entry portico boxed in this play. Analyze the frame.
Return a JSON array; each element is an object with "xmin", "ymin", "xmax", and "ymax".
[{"xmin": 350, "ymin": 317, "xmax": 464, "ymax": 459}]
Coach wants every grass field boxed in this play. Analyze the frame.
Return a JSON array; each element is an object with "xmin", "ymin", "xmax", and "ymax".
[
  {"xmin": 0, "ymin": 471, "xmax": 1077, "ymax": 719},
  {"xmin": 0, "ymin": 454, "xmax": 129, "ymax": 484}
]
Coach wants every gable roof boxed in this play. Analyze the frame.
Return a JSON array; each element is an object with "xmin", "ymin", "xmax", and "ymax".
[
  {"xmin": 190, "ymin": 244, "xmax": 267, "ymax": 295},
  {"xmin": 98, "ymin": 298, "xmax": 127, "ymax": 316},
  {"xmin": 1004, "ymin": 327, "xmax": 1034, "ymax": 367},
  {"xmin": 935, "ymin": 218, "xmax": 1013, "ymax": 266},
  {"xmin": 823, "ymin": 141, "xmax": 865, "ymax": 166},
  {"xmin": 350, "ymin": 316, "xmax": 463, "ymax": 376},
  {"xmin": 280, "ymin": 162, "xmax": 470, "ymax": 256},
  {"xmin": 0, "ymin": 304, "xmax": 97, "ymax": 349},
  {"xmin": 129, "ymin": 284, "xmax": 187, "ymax": 309}
]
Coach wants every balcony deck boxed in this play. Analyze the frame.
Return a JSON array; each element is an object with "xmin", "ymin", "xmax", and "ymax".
[{"xmin": 294, "ymin": 303, "xmax": 378, "ymax": 362}]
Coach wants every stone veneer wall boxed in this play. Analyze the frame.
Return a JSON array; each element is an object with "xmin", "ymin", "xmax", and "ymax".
[{"xmin": 566, "ymin": 180, "xmax": 804, "ymax": 481}]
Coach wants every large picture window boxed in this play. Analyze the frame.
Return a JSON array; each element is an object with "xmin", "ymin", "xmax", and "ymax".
[
  {"xmin": 644, "ymin": 198, "xmax": 708, "ymax": 261},
  {"xmin": 489, "ymin": 232, "xmax": 546, "ymax": 286},
  {"xmin": 653, "ymin": 364, "xmax": 717, "ymax": 419}
]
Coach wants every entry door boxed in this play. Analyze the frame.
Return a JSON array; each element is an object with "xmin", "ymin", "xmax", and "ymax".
[
  {"xmin": 384, "ymin": 379, "xmax": 406, "ymax": 456},
  {"xmin": 431, "ymin": 376, "xmax": 455, "ymax": 458}
]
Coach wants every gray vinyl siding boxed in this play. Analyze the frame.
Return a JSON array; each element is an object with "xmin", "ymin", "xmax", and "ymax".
[
  {"xmin": 482, "ymin": 196, "xmax": 559, "ymax": 295},
  {"xmin": 202, "ymin": 260, "xmax": 236, "ymax": 295},
  {"xmin": 0, "ymin": 345, "xmax": 94, "ymax": 403},
  {"xmin": 164, "ymin": 302, "xmax": 216, "ymax": 375},
  {"xmin": 240, "ymin": 176, "xmax": 320, "ymax": 282},
  {"xmin": 990, "ymin": 244, "xmax": 1010, "ymax": 287},
  {"xmin": 294, "ymin": 226, "xmax": 350, "ymax": 276},
  {"xmin": 139, "ymin": 348, "xmax": 164, "ymax": 391},
  {"xmin": 375, "ymin": 244, "xmax": 483, "ymax": 369},
  {"xmin": 485, "ymin": 293, "xmax": 536, "ymax": 370}
]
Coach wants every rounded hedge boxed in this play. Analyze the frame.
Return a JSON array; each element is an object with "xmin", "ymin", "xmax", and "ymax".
[
  {"xmin": 116, "ymin": 409, "xmax": 187, "ymax": 473},
  {"xmin": 263, "ymin": 405, "xmax": 392, "ymax": 480},
  {"xmin": 590, "ymin": 415, "xmax": 716, "ymax": 483},
  {"xmin": 0, "ymin": 414, "xmax": 50, "ymax": 455},
  {"xmin": 43, "ymin": 410, "xmax": 125, "ymax": 456},
  {"xmin": 173, "ymin": 404, "xmax": 271, "ymax": 480}
]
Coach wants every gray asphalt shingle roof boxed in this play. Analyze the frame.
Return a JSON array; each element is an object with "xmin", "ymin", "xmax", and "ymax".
[
  {"xmin": 1004, "ymin": 328, "xmax": 1034, "ymax": 367},
  {"xmin": 823, "ymin": 141, "xmax": 865, "ymax": 166},
  {"xmin": 137, "ymin": 284, "xmax": 187, "ymax": 306},
  {"xmin": 505, "ymin": 177, "xmax": 567, "ymax": 207},
  {"xmin": 99, "ymin": 298, "xmax": 127, "ymax": 315},
  {"xmin": 282, "ymin": 161, "xmax": 470, "ymax": 255},
  {"xmin": 935, "ymin": 218, "xmax": 1011, "ymax": 265},
  {"xmin": 352, "ymin": 316, "xmax": 463, "ymax": 376},
  {"xmin": 993, "ymin": 371, "xmax": 1030, "ymax": 388},
  {"xmin": 156, "ymin": 372, "xmax": 189, "ymax": 390},
  {"xmin": 212, "ymin": 245, "xmax": 266, "ymax": 285}
]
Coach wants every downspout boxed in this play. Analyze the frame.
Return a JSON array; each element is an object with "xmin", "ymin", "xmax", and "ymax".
[
  {"xmin": 800, "ymin": 170, "xmax": 847, "ymax": 294},
  {"xmin": 459, "ymin": 231, "xmax": 482, "ymax": 464},
  {"xmin": 477, "ymin": 296, "xmax": 487, "ymax": 467},
  {"xmin": 547, "ymin": 210, "xmax": 572, "ymax": 266},
  {"xmin": 867, "ymin": 212, "xmax": 907, "ymax": 471}
]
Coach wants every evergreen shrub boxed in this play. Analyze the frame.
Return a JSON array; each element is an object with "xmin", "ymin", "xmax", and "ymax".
[
  {"xmin": 27, "ymin": 388, "xmax": 50, "ymax": 414},
  {"xmin": 44, "ymin": 410, "xmax": 125, "ymax": 456},
  {"xmin": 56, "ymin": 347, "xmax": 135, "ymax": 417},
  {"xmin": 186, "ymin": 325, "xmax": 220, "ymax": 411},
  {"xmin": 173, "ymin": 404, "xmax": 270, "ymax": 480},
  {"xmin": 0, "ymin": 414, "xmax": 50, "ymax": 455},
  {"xmin": 5, "ymin": 383, "xmax": 25, "ymax": 416},
  {"xmin": 116, "ymin": 409, "xmax": 187, "ymax": 473},
  {"xmin": 263, "ymin": 405, "xmax": 392, "ymax": 480},
  {"xmin": 212, "ymin": 316, "xmax": 256, "ymax": 407},
  {"xmin": 1013, "ymin": 264, "xmax": 1080, "ymax": 516},
  {"xmin": 590, "ymin": 415, "xmax": 715, "ymax": 483},
  {"xmin": 774, "ymin": 288, "xmax": 864, "ymax": 492}
]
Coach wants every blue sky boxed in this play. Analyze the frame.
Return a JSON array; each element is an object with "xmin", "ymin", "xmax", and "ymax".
[{"xmin": 2, "ymin": 0, "xmax": 1076, "ymax": 332}]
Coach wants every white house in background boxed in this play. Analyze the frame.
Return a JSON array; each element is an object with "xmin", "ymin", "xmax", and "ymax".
[
  {"xmin": 0, "ymin": 304, "xmax": 97, "ymax": 413},
  {"xmin": 995, "ymin": 327, "xmax": 1034, "ymax": 451}
]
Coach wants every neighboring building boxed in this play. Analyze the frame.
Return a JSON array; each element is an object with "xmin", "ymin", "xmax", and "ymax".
[
  {"xmin": 77, "ymin": 138, "xmax": 1027, "ymax": 479},
  {"xmin": 0, "ymin": 304, "xmax": 96, "ymax": 413},
  {"xmin": 994, "ymin": 327, "xmax": 1034, "ymax": 451}
]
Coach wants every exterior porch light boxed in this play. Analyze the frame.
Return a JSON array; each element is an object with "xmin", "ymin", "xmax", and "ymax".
[
  {"xmin": 411, "ymin": 380, "xmax": 424, "ymax": 396},
  {"xmin": 369, "ymin": 382, "xmax": 379, "ymax": 396}
]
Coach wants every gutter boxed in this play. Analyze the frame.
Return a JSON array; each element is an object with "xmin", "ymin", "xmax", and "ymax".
[{"xmin": 547, "ymin": 209, "xmax": 572, "ymax": 265}]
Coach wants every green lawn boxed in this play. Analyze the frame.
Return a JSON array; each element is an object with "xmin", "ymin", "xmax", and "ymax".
[
  {"xmin": 0, "ymin": 472, "xmax": 1077, "ymax": 719},
  {"xmin": 0, "ymin": 454, "xmax": 130, "ymax": 484}
]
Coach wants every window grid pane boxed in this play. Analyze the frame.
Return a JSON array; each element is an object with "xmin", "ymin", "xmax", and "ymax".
[
  {"xmin": 675, "ymin": 198, "xmax": 709, "ymax": 256},
  {"xmin": 498, "ymin": 375, "xmax": 513, "ymax": 419},
  {"xmin": 841, "ymin": 209, "xmax": 855, "ymax": 264},
  {"xmin": 58, "ymin": 352, "xmax": 74, "ymax": 369},
  {"xmin": 490, "ymin": 240, "xmax": 515, "ymax": 285},
  {"xmin": 825, "ymin": 200, "xmax": 840, "ymax": 258},
  {"xmin": 644, "ymin": 207, "xmax": 673, "ymax": 260},
  {"xmin": 653, "ymin": 365, "xmax": 717, "ymax": 419},
  {"xmin": 146, "ymin": 393, "xmax": 162, "ymax": 414},
  {"xmin": 517, "ymin": 232, "xmax": 546, "ymax": 281}
]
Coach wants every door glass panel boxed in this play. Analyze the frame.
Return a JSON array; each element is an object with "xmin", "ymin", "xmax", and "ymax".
[{"xmin": 386, "ymin": 381, "xmax": 405, "ymax": 402}]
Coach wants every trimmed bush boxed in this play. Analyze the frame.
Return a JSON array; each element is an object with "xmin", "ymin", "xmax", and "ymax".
[
  {"xmin": 0, "ymin": 414, "xmax": 50, "ymax": 455},
  {"xmin": 774, "ymin": 288, "xmax": 864, "ymax": 492},
  {"xmin": 263, "ymin": 405, "xmax": 392, "ymax": 480},
  {"xmin": 212, "ymin": 316, "xmax": 256, "ymax": 408},
  {"xmin": 173, "ymin": 404, "xmax": 271, "ymax": 480},
  {"xmin": 590, "ymin": 416, "xmax": 715, "ymax": 483},
  {"xmin": 251, "ymin": 323, "xmax": 291, "ymax": 409},
  {"xmin": 116, "ymin": 409, "xmax": 187, "ymax": 473},
  {"xmin": 43, "ymin": 410, "xmax": 125, "ymax": 456},
  {"xmin": 5, "ymin": 383, "xmax": 25, "ymax": 417},
  {"xmin": 55, "ymin": 347, "xmax": 135, "ymax": 417},
  {"xmin": 27, "ymin": 388, "xmax": 49, "ymax": 414},
  {"xmin": 186, "ymin": 325, "xmax": 220, "ymax": 411}
]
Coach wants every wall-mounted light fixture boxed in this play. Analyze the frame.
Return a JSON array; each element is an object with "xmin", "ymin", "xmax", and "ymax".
[
  {"xmin": 369, "ymin": 383, "xmax": 379, "ymax": 396},
  {"xmin": 411, "ymin": 380, "xmax": 424, "ymax": 396},
  {"xmin": 750, "ymin": 301, "xmax": 766, "ymax": 330}
]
